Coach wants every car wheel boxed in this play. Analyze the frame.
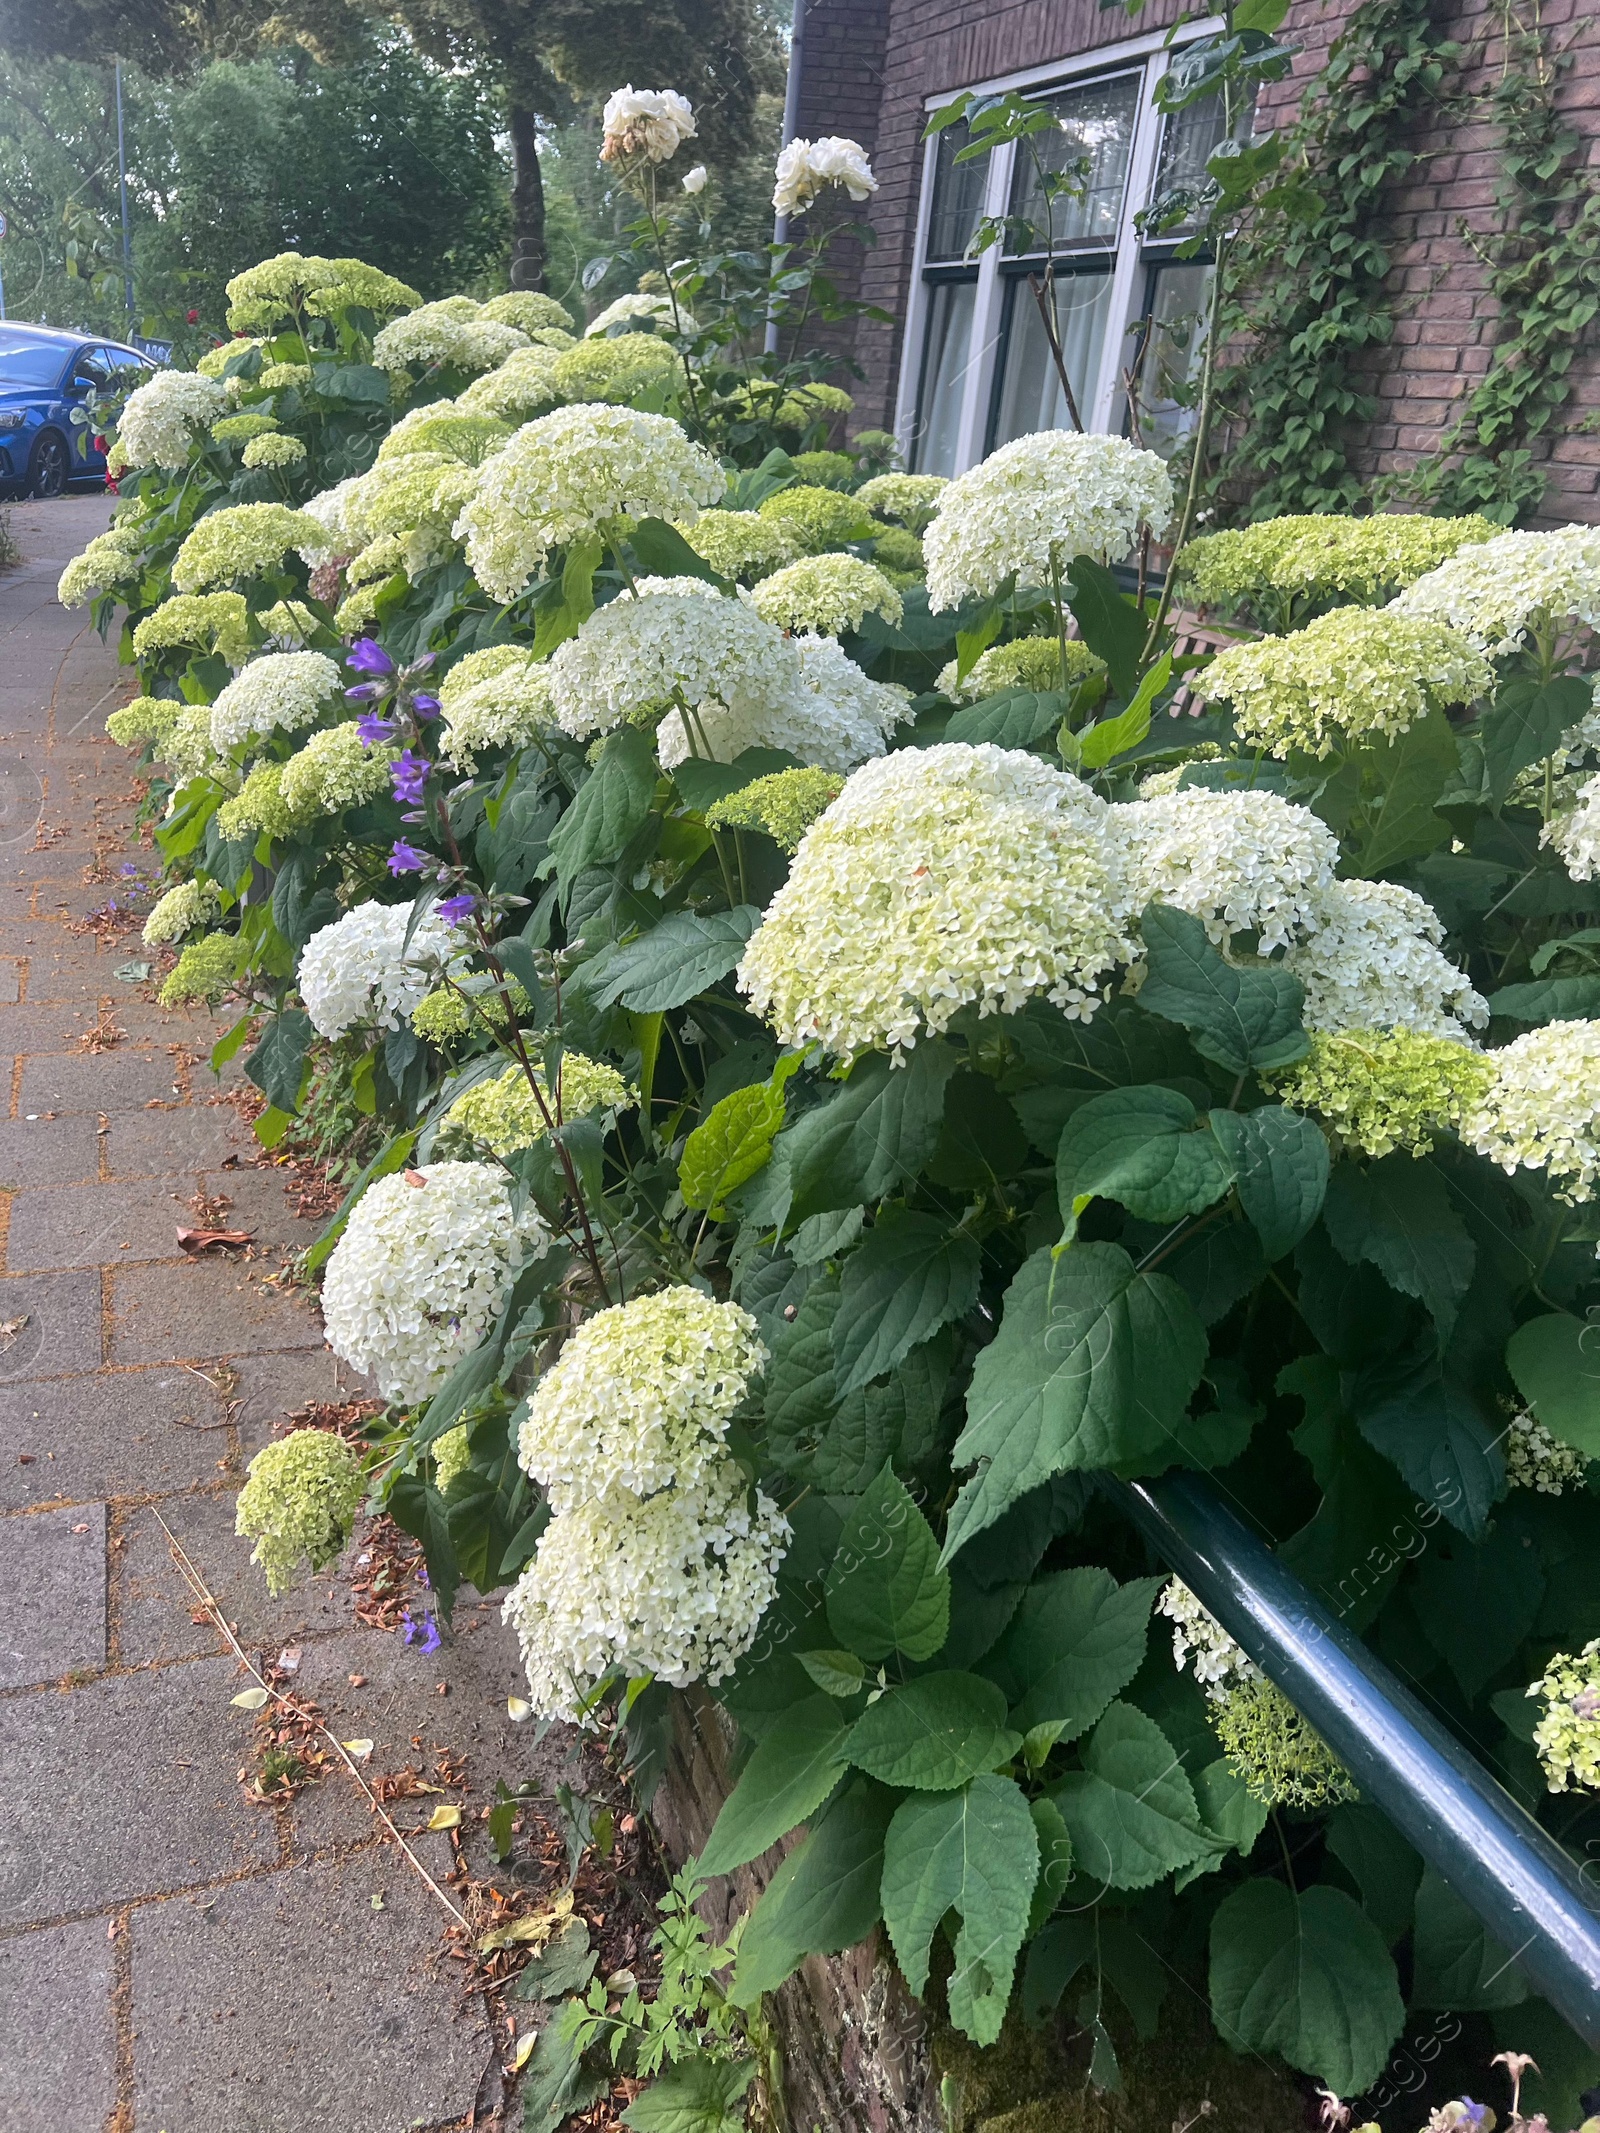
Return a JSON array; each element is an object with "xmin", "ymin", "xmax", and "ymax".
[{"xmin": 28, "ymin": 433, "xmax": 69, "ymax": 499}]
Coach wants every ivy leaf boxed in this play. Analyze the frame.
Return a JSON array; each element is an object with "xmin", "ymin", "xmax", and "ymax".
[
  {"xmin": 590, "ymin": 906, "xmax": 761, "ymax": 1013},
  {"xmin": 1323, "ymin": 1156, "xmax": 1476, "ymax": 1347},
  {"xmin": 548, "ymin": 726, "xmax": 658, "ymax": 890},
  {"xmin": 782, "ymin": 1045, "xmax": 959, "ymax": 1221},
  {"xmin": 730, "ymin": 1778, "xmax": 897, "ymax": 2005},
  {"xmin": 1135, "ymin": 905, "xmax": 1308, "ymax": 1074},
  {"xmin": 826, "ymin": 1464, "xmax": 951, "ymax": 1662},
  {"xmin": 832, "ymin": 1209, "xmax": 981, "ymax": 1396},
  {"xmin": 946, "ymin": 1245, "xmax": 1208, "ymax": 1559},
  {"xmin": 1208, "ymin": 1105, "xmax": 1329, "ymax": 1261},
  {"xmin": 1210, "ymin": 1881, "xmax": 1405, "ymax": 2094},
  {"xmin": 981, "ymin": 1567, "xmax": 1161, "ymax": 1738},
  {"xmin": 1410, "ymin": 1869, "xmax": 1529, "ymax": 2012},
  {"xmin": 842, "ymin": 1672, "xmax": 1020, "ymax": 1791},
  {"xmin": 1480, "ymin": 673, "xmax": 1590, "ymax": 804},
  {"xmin": 696, "ymin": 1695, "xmax": 851, "ymax": 1879},
  {"xmin": 1049, "ymin": 1702, "xmax": 1219, "ymax": 1890},
  {"xmin": 1505, "ymin": 1312, "xmax": 1600, "ymax": 1458},
  {"xmin": 881, "ymin": 1773, "xmax": 1040, "ymax": 2045},
  {"xmin": 1055, "ymin": 1085, "xmax": 1234, "ymax": 1235},
  {"xmin": 945, "ymin": 688, "xmax": 1069, "ymax": 747}
]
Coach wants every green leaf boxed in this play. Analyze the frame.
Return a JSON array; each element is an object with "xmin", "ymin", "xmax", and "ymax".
[
  {"xmin": 1351, "ymin": 710, "xmax": 1459, "ymax": 875},
  {"xmin": 1323, "ymin": 1157, "xmax": 1475, "ymax": 1346},
  {"xmin": 881, "ymin": 1773, "xmax": 1040, "ymax": 2045},
  {"xmin": 763, "ymin": 1278, "xmax": 841, "ymax": 1473},
  {"xmin": 797, "ymin": 1648, "xmax": 866, "ymax": 1698},
  {"xmin": 782, "ymin": 1044, "xmax": 959, "ymax": 1222},
  {"xmin": 520, "ymin": 2000, "xmax": 607, "ymax": 2133},
  {"xmin": 672, "ymin": 747, "xmax": 798, "ymax": 815},
  {"xmin": 1208, "ymin": 1104, "xmax": 1327, "ymax": 1261},
  {"xmin": 1049, "ymin": 1702, "xmax": 1218, "ymax": 1890},
  {"xmin": 826, "ymin": 1464, "xmax": 951, "ymax": 1662},
  {"xmin": 1480, "ymin": 673, "xmax": 1590, "ymax": 804},
  {"xmin": 1209, "ymin": 1880, "xmax": 1404, "ymax": 2095},
  {"xmin": 1077, "ymin": 652, "xmax": 1173, "ymax": 769},
  {"xmin": 945, "ymin": 688, "xmax": 1069, "ymax": 747},
  {"xmin": 1055, "ymin": 1085, "xmax": 1234, "ymax": 1235},
  {"xmin": 386, "ymin": 1473, "xmax": 460, "ymax": 1619},
  {"xmin": 946, "ymin": 1246, "xmax": 1207, "ymax": 1558},
  {"xmin": 1413, "ymin": 1524, "xmax": 1544, "ymax": 1696},
  {"xmin": 1506, "ymin": 1311, "xmax": 1600, "ymax": 1458},
  {"xmin": 245, "ymin": 1008, "xmax": 313, "ymax": 1116},
  {"xmin": 731, "ymin": 1778, "xmax": 896, "ymax": 2004},
  {"xmin": 621, "ymin": 2056, "xmax": 757, "ymax": 2133},
  {"xmin": 512, "ymin": 1918, "xmax": 597, "ymax": 2002},
  {"xmin": 1136, "ymin": 905, "xmax": 1308, "ymax": 1074},
  {"xmin": 591, "ymin": 906, "xmax": 761, "ymax": 1013},
  {"xmin": 210, "ymin": 1012, "xmax": 256, "ymax": 1074},
  {"xmin": 531, "ymin": 535, "xmax": 602, "ymax": 658},
  {"xmin": 696, "ymin": 1695, "xmax": 851, "ymax": 1879},
  {"xmin": 954, "ymin": 599, "xmax": 1002, "ymax": 684},
  {"xmin": 1192, "ymin": 1758, "xmax": 1269, "ymax": 1861},
  {"xmin": 842, "ymin": 1672, "xmax": 1020, "ymax": 1791},
  {"xmin": 832, "ymin": 1209, "xmax": 981, "ymax": 1397},
  {"xmin": 983, "ymin": 1567, "xmax": 1160, "ymax": 1738},
  {"xmin": 1352, "ymin": 1363, "xmax": 1503, "ymax": 1540},
  {"xmin": 1066, "ymin": 556, "xmax": 1145, "ymax": 700},
  {"xmin": 680, "ymin": 1077, "xmax": 786, "ymax": 1213},
  {"xmin": 1022, "ymin": 1914, "xmax": 1097, "ymax": 2024},
  {"xmin": 270, "ymin": 850, "xmax": 337, "ymax": 951},
  {"xmin": 548, "ymin": 726, "xmax": 658, "ymax": 890},
  {"xmin": 1487, "ymin": 973, "xmax": 1600, "ymax": 1023},
  {"xmin": 1323, "ymin": 1804, "xmax": 1422, "ymax": 1946},
  {"xmin": 626, "ymin": 516, "xmax": 726, "ymax": 587}
]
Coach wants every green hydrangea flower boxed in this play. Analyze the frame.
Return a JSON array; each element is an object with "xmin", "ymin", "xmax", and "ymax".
[
  {"xmin": 1528, "ymin": 1637, "xmax": 1600, "ymax": 1793},
  {"xmin": 869, "ymin": 525, "xmax": 925, "ymax": 576},
  {"xmin": 106, "ymin": 696, "xmax": 184, "ymax": 751},
  {"xmin": 935, "ymin": 635, "xmax": 1104, "ymax": 702},
  {"xmin": 159, "ymin": 933, "xmax": 239, "ymax": 1007},
  {"xmin": 241, "ymin": 432, "xmax": 307, "ymax": 470},
  {"xmin": 211, "ymin": 412, "xmax": 281, "ymax": 445},
  {"xmin": 789, "ymin": 450, "xmax": 856, "ymax": 490},
  {"xmin": 552, "ymin": 334, "xmax": 680, "ymax": 406},
  {"xmin": 1179, "ymin": 513, "xmax": 1497, "ymax": 617},
  {"xmin": 217, "ymin": 761, "xmax": 295, "ymax": 843},
  {"xmin": 758, "ymin": 485, "xmax": 876, "ymax": 553},
  {"xmin": 681, "ymin": 509, "xmax": 799, "ymax": 584},
  {"xmin": 409, "ymin": 976, "xmax": 532, "ymax": 1042},
  {"xmin": 235, "ymin": 1428, "xmax": 367, "ymax": 1595},
  {"xmin": 1268, "ymin": 1029, "xmax": 1495, "ymax": 1157},
  {"xmin": 1211, "ymin": 1675, "xmax": 1360, "ymax": 1809},
  {"xmin": 445, "ymin": 1055, "xmax": 634, "ymax": 1157},
  {"xmin": 433, "ymin": 1423, "xmax": 472, "ymax": 1495},
  {"xmin": 131, "ymin": 592, "xmax": 253, "ymax": 666},
  {"xmin": 705, "ymin": 766, "xmax": 845, "ymax": 851}
]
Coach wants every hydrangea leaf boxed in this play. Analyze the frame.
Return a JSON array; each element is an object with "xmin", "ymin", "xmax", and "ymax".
[
  {"xmin": 1350, "ymin": 708, "xmax": 1459, "ymax": 875},
  {"xmin": 590, "ymin": 905, "xmax": 761, "ymax": 1014},
  {"xmin": 1323, "ymin": 1804, "xmax": 1423, "ymax": 1946},
  {"xmin": 1323, "ymin": 1155, "xmax": 1476, "ymax": 1347},
  {"xmin": 1487, "ymin": 973, "xmax": 1600, "ymax": 1023},
  {"xmin": 945, "ymin": 688, "xmax": 1068, "ymax": 747},
  {"xmin": 1190, "ymin": 1757, "xmax": 1269, "ymax": 1865},
  {"xmin": 1506, "ymin": 1312, "xmax": 1600, "ymax": 1458},
  {"xmin": 730, "ymin": 1778, "xmax": 896, "ymax": 2005},
  {"xmin": 1208, "ymin": 1880, "xmax": 1405, "ymax": 2095},
  {"xmin": 547, "ymin": 725, "xmax": 658, "ymax": 890},
  {"xmin": 696, "ymin": 1695, "xmax": 851, "ymax": 1878},
  {"xmin": 1026, "ymin": 1795, "xmax": 1075, "ymax": 1936},
  {"xmin": 842, "ymin": 1671, "xmax": 1020, "ymax": 1791},
  {"xmin": 946, "ymin": 1245, "xmax": 1207, "ymax": 1559},
  {"xmin": 245, "ymin": 1007, "xmax": 313, "ymax": 1116},
  {"xmin": 880, "ymin": 1773, "xmax": 1040, "ymax": 2045},
  {"xmin": 826, "ymin": 1464, "xmax": 950, "ymax": 1663},
  {"xmin": 763, "ymin": 1277, "xmax": 841, "ymax": 1475},
  {"xmin": 1136, "ymin": 905, "xmax": 1309, "ymax": 1074},
  {"xmin": 680, "ymin": 1078, "xmax": 786, "ymax": 1213},
  {"xmin": 1055, "ymin": 1084, "xmax": 1234, "ymax": 1235},
  {"xmin": 1049, "ymin": 1702, "xmax": 1220, "ymax": 1890},
  {"xmin": 1065, "ymin": 556, "xmax": 1145, "ymax": 700},
  {"xmin": 832, "ymin": 1208, "xmax": 981, "ymax": 1396},
  {"xmin": 1480, "ymin": 673, "xmax": 1591, "ymax": 804},
  {"xmin": 1021, "ymin": 1914, "xmax": 1097, "ymax": 2024},
  {"xmin": 782, "ymin": 1043, "xmax": 960, "ymax": 1222},
  {"xmin": 1354, "ymin": 1356, "xmax": 1504, "ymax": 1542},
  {"xmin": 981, "ymin": 1567, "xmax": 1161, "ymax": 1738},
  {"xmin": 1208, "ymin": 1104, "xmax": 1329, "ymax": 1261}
]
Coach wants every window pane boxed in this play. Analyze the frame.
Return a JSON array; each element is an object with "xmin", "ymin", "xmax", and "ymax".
[
  {"xmin": 911, "ymin": 279, "xmax": 978, "ymax": 475},
  {"xmin": 925, "ymin": 121, "xmax": 990, "ymax": 263},
  {"xmin": 1004, "ymin": 75, "xmax": 1141, "ymax": 254},
  {"xmin": 1148, "ymin": 86, "xmax": 1256, "ymax": 231},
  {"xmin": 990, "ymin": 271, "xmax": 1115, "ymax": 449},
  {"xmin": 1131, "ymin": 262, "xmax": 1212, "ymax": 456}
]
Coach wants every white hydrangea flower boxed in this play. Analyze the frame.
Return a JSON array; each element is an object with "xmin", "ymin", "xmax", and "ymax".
[
  {"xmin": 171, "ymin": 503, "xmax": 323, "ymax": 592},
  {"xmin": 322, "ymin": 1160, "xmax": 551, "ymax": 1406},
  {"xmin": 278, "ymin": 723, "xmax": 394, "ymax": 820},
  {"xmin": 1283, "ymin": 878, "xmax": 1489, "ymax": 1039},
  {"xmin": 856, "ymin": 472, "xmax": 948, "ymax": 533},
  {"xmin": 585, "ymin": 291, "xmax": 698, "ymax": 338},
  {"xmin": 454, "ymin": 405, "xmax": 724, "ymax": 602},
  {"xmin": 142, "ymin": 878, "xmax": 219, "ymax": 947},
  {"xmin": 457, "ymin": 346, "xmax": 567, "ymax": 422},
  {"xmin": 342, "ymin": 452, "xmax": 479, "ymax": 577},
  {"xmin": 682, "ymin": 508, "xmax": 800, "ymax": 584},
  {"xmin": 1505, "ymin": 1410, "xmax": 1590, "ymax": 1494},
  {"xmin": 750, "ymin": 554, "xmax": 903, "ymax": 636},
  {"xmin": 655, "ymin": 632, "xmax": 910, "ymax": 772},
  {"xmin": 517, "ymin": 1287, "xmax": 766, "ymax": 1512},
  {"xmin": 296, "ymin": 476, "xmax": 365, "ymax": 565},
  {"xmin": 601, "ymin": 85, "xmax": 697, "ymax": 165},
  {"xmin": 548, "ymin": 587, "xmax": 801, "ymax": 741},
  {"xmin": 1158, "ymin": 1577, "xmax": 1258, "ymax": 1693},
  {"xmin": 502, "ymin": 1464, "xmax": 788, "ymax": 1721},
  {"xmin": 925, "ymin": 431, "xmax": 1173, "ymax": 611},
  {"xmin": 1390, "ymin": 525, "xmax": 1600, "ymax": 656},
  {"xmin": 773, "ymin": 135, "xmax": 879, "ymax": 216},
  {"xmin": 740, "ymin": 742, "xmax": 1136, "ymax": 1057},
  {"xmin": 371, "ymin": 300, "xmax": 528, "ymax": 375},
  {"xmin": 1468, "ymin": 1019, "xmax": 1600, "ymax": 1201},
  {"xmin": 1527, "ymin": 1638, "xmax": 1600, "ymax": 1794},
  {"xmin": 57, "ymin": 523, "xmax": 149, "ymax": 606},
  {"xmin": 438, "ymin": 647, "xmax": 555, "ymax": 768},
  {"xmin": 114, "ymin": 369, "xmax": 228, "ymax": 469},
  {"xmin": 1113, "ymin": 788, "xmax": 1338, "ymax": 955},
  {"xmin": 297, "ymin": 900, "xmax": 453, "ymax": 1040},
  {"xmin": 1545, "ymin": 769, "xmax": 1600, "ymax": 881},
  {"xmin": 208, "ymin": 651, "xmax": 341, "ymax": 752}
]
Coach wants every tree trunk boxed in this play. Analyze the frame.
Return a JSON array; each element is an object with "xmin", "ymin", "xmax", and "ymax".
[{"xmin": 507, "ymin": 101, "xmax": 546, "ymax": 291}]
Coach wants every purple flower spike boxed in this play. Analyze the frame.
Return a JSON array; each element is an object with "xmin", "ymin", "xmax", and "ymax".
[
  {"xmin": 347, "ymin": 637, "xmax": 395, "ymax": 677},
  {"xmin": 388, "ymin": 839, "xmax": 427, "ymax": 875},
  {"xmin": 344, "ymin": 681, "xmax": 386, "ymax": 703},
  {"xmin": 357, "ymin": 711, "xmax": 400, "ymax": 748},
  {"xmin": 389, "ymin": 750, "xmax": 431, "ymax": 807},
  {"xmin": 411, "ymin": 692, "xmax": 441, "ymax": 718},
  {"xmin": 400, "ymin": 1608, "xmax": 442, "ymax": 1656},
  {"xmin": 436, "ymin": 892, "xmax": 476, "ymax": 926}
]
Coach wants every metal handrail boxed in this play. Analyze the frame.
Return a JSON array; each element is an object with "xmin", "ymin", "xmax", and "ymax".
[{"xmin": 1109, "ymin": 1470, "xmax": 1600, "ymax": 2049}]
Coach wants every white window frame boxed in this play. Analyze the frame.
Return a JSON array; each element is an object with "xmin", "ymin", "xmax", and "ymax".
[{"xmin": 894, "ymin": 18, "xmax": 1225, "ymax": 473}]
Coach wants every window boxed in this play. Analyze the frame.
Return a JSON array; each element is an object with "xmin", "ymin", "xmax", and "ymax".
[{"xmin": 901, "ymin": 36, "xmax": 1228, "ymax": 476}]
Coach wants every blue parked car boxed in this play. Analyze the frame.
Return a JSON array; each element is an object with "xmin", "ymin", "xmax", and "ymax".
[{"xmin": 0, "ymin": 324, "xmax": 156, "ymax": 499}]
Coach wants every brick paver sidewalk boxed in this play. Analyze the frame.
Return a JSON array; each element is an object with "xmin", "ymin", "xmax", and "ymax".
[{"xmin": 0, "ymin": 496, "xmax": 548, "ymax": 2133}]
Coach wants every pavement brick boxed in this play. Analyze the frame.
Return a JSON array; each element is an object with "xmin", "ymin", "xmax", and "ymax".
[
  {"xmin": 0, "ymin": 1916, "xmax": 119, "ymax": 2130},
  {"xmin": 0, "ymin": 1655, "xmax": 279, "ymax": 1927},
  {"xmin": 130, "ymin": 1850, "xmax": 489, "ymax": 2133},
  {"xmin": 108, "ymin": 1257, "xmax": 325, "ymax": 1366},
  {"xmin": 0, "ymin": 1111, "xmax": 101, "ymax": 1188},
  {"xmin": 232, "ymin": 1346, "xmax": 369, "ymax": 1461},
  {"xmin": 0, "ymin": 1366, "xmax": 230, "ymax": 1510},
  {"xmin": 18, "ymin": 1045, "xmax": 178, "ymax": 1115},
  {"xmin": 0, "ymin": 1501, "xmax": 106, "ymax": 1688},
  {"xmin": 6, "ymin": 1176, "xmax": 192, "ymax": 1272},
  {"xmin": 105, "ymin": 1101, "xmax": 251, "ymax": 1178},
  {"xmin": 0, "ymin": 1267, "xmax": 104, "ymax": 1383}
]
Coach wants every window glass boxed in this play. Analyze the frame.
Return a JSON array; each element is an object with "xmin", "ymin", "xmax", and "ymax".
[
  {"xmin": 0, "ymin": 343, "xmax": 69, "ymax": 387},
  {"xmin": 990, "ymin": 270, "xmax": 1115, "ymax": 448},
  {"xmin": 73, "ymin": 349, "xmax": 116, "ymax": 389},
  {"xmin": 1147, "ymin": 86, "xmax": 1255, "ymax": 231},
  {"xmin": 925, "ymin": 121, "xmax": 990, "ymax": 263},
  {"xmin": 911, "ymin": 279, "xmax": 978, "ymax": 475},
  {"xmin": 1004, "ymin": 74, "xmax": 1141, "ymax": 254},
  {"xmin": 1131, "ymin": 261, "xmax": 1212, "ymax": 456}
]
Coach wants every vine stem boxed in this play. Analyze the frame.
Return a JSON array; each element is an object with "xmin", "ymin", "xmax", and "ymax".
[{"xmin": 1143, "ymin": 225, "xmax": 1231, "ymax": 665}]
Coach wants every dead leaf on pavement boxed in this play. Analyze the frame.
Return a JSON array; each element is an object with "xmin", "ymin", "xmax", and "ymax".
[
  {"xmin": 477, "ymin": 1888, "xmax": 575, "ymax": 1956},
  {"xmin": 177, "ymin": 1227, "xmax": 254, "ymax": 1251}
]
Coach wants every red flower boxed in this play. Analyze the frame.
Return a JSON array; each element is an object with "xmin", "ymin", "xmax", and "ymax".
[{"xmin": 186, "ymin": 309, "xmax": 199, "ymax": 324}]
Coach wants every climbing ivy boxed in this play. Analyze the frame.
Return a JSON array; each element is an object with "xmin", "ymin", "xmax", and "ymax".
[{"xmin": 1211, "ymin": 0, "xmax": 1457, "ymax": 518}]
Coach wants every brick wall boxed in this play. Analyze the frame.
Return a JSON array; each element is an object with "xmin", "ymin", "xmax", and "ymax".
[{"xmin": 797, "ymin": 0, "xmax": 1600, "ymax": 523}]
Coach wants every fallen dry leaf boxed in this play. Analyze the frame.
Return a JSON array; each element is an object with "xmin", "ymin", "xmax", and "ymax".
[
  {"xmin": 477, "ymin": 1888, "xmax": 574, "ymax": 1956},
  {"xmin": 177, "ymin": 1227, "xmax": 254, "ymax": 1251}
]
